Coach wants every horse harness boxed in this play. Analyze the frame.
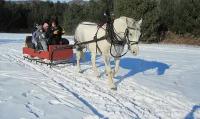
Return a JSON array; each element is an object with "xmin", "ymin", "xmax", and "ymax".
[
  {"xmin": 50, "ymin": 22, "xmax": 139, "ymax": 62},
  {"xmin": 74, "ymin": 22, "xmax": 139, "ymax": 58}
]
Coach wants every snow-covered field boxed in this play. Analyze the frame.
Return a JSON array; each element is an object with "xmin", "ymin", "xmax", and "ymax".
[{"xmin": 0, "ymin": 33, "xmax": 200, "ymax": 119}]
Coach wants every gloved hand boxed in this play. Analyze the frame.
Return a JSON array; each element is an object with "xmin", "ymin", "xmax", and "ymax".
[{"xmin": 53, "ymin": 30, "xmax": 59, "ymax": 34}]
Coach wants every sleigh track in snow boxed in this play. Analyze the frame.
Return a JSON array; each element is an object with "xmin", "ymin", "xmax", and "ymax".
[{"xmin": 1, "ymin": 47, "xmax": 193, "ymax": 119}]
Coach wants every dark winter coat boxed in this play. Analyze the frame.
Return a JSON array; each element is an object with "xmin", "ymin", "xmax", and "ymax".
[{"xmin": 48, "ymin": 26, "xmax": 64, "ymax": 45}]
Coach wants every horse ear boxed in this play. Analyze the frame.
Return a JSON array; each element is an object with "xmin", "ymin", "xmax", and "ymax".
[
  {"xmin": 126, "ymin": 17, "xmax": 135, "ymax": 26},
  {"xmin": 126, "ymin": 18, "xmax": 128, "ymax": 24},
  {"xmin": 138, "ymin": 19, "xmax": 143, "ymax": 26}
]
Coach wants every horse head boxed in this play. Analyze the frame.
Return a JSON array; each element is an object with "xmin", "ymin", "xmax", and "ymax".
[
  {"xmin": 126, "ymin": 17, "xmax": 142, "ymax": 55},
  {"xmin": 114, "ymin": 16, "xmax": 142, "ymax": 56}
]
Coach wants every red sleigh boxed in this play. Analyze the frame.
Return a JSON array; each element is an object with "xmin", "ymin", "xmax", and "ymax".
[{"xmin": 23, "ymin": 36, "xmax": 74, "ymax": 66}]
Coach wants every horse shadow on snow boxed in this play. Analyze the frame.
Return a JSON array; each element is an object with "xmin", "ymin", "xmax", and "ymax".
[
  {"xmin": 75, "ymin": 52, "xmax": 170, "ymax": 85},
  {"xmin": 185, "ymin": 105, "xmax": 200, "ymax": 119},
  {"xmin": 114, "ymin": 57, "xmax": 170, "ymax": 85}
]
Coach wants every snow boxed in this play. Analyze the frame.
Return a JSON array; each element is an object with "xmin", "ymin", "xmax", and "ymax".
[{"xmin": 0, "ymin": 33, "xmax": 200, "ymax": 119}]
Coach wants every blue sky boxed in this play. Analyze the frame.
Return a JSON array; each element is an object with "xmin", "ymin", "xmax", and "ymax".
[
  {"xmin": 6, "ymin": 0, "xmax": 71, "ymax": 3},
  {"xmin": 6, "ymin": 0, "xmax": 89, "ymax": 2}
]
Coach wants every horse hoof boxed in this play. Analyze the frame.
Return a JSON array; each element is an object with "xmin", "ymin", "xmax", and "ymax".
[
  {"xmin": 111, "ymin": 87, "xmax": 117, "ymax": 90},
  {"xmin": 110, "ymin": 84, "xmax": 117, "ymax": 90},
  {"xmin": 97, "ymin": 76, "xmax": 100, "ymax": 79},
  {"xmin": 78, "ymin": 70, "xmax": 84, "ymax": 73}
]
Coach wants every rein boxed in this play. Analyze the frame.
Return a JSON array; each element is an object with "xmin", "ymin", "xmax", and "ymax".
[
  {"xmin": 74, "ymin": 24, "xmax": 108, "ymax": 51},
  {"xmin": 51, "ymin": 26, "xmax": 139, "ymax": 60}
]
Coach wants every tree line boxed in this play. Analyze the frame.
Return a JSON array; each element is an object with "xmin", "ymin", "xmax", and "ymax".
[{"xmin": 0, "ymin": 0, "xmax": 199, "ymax": 42}]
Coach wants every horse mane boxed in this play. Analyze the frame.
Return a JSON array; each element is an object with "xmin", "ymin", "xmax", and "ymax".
[{"xmin": 81, "ymin": 22, "xmax": 97, "ymax": 26}]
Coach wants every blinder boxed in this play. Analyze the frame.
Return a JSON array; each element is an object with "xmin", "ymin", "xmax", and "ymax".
[{"xmin": 124, "ymin": 28, "xmax": 139, "ymax": 50}]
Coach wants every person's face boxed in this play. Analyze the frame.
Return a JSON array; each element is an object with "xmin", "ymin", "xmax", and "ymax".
[
  {"xmin": 52, "ymin": 22, "xmax": 56, "ymax": 28},
  {"xmin": 43, "ymin": 23, "xmax": 49, "ymax": 32}
]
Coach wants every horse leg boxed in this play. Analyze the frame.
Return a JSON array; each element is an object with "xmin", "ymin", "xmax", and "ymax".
[
  {"xmin": 76, "ymin": 50, "xmax": 82, "ymax": 73},
  {"xmin": 103, "ymin": 55, "xmax": 117, "ymax": 90},
  {"xmin": 91, "ymin": 52, "xmax": 99, "ymax": 77},
  {"xmin": 113, "ymin": 58, "xmax": 120, "ymax": 77}
]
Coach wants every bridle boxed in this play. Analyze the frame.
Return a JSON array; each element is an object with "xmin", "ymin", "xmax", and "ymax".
[
  {"xmin": 124, "ymin": 26, "xmax": 140, "ymax": 50},
  {"xmin": 108, "ymin": 23, "xmax": 140, "ymax": 58}
]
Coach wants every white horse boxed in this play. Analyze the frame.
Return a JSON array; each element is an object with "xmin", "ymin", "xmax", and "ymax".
[{"xmin": 75, "ymin": 16, "xmax": 142, "ymax": 89}]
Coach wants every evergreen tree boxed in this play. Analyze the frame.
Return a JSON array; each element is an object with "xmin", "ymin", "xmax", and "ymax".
[{"xmin": 0, "ymin": 0, "xmax": 199, "ymax": 41}]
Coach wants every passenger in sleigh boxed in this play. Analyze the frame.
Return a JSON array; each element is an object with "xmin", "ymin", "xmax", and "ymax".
[
  {"xmin": 32, "ymin": 21, "xmax": 49, "ymax": 51},
  {"xmin": 48, "ymin": 18, "xmax": 69, "ymax": 45}
]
